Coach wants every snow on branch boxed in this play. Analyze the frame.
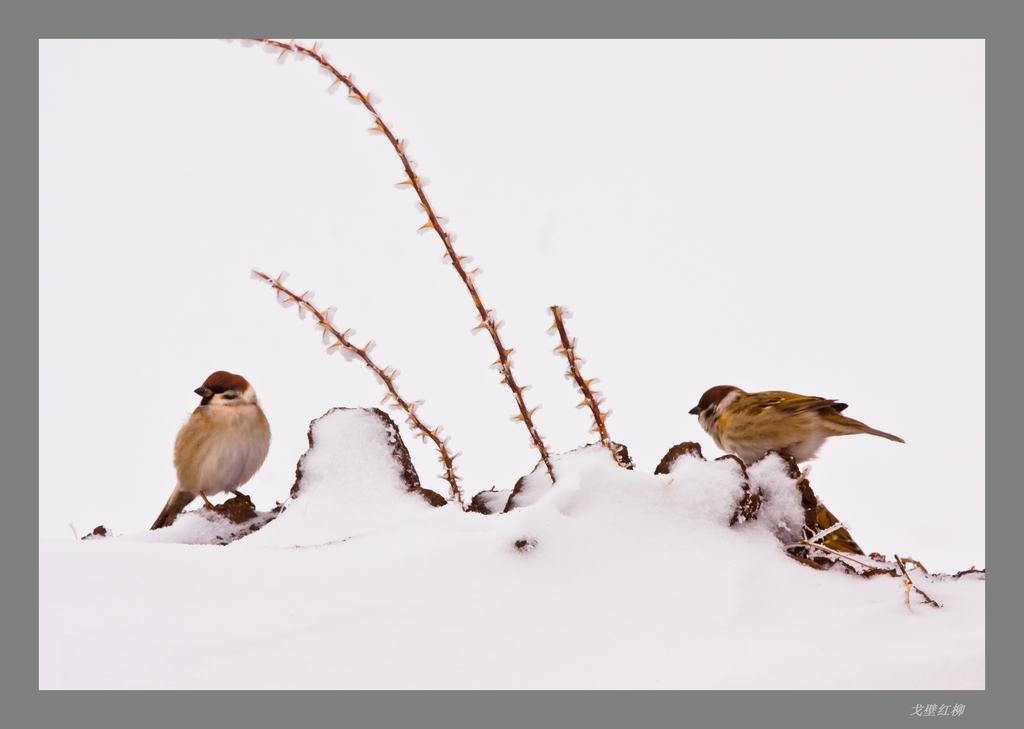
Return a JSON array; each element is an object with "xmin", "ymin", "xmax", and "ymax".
[
  {"xmin": 246, "ymin": 38, "xmax": 555, "ymax": 485},
  {"xmin": 252, "ymin": 269, "xmax": 464, "ymax": 506}
]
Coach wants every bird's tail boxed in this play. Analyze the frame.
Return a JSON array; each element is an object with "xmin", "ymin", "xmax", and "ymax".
[
  {"xmin": 837, "ymin": 416, "xmax": 905, "ymax": 444},
  {"xmin": 150, "ymin": 488, "xmax": 197, "ymax": 530},
  {"xmin": 861, "ymin": 425, "xmax": 906, "ymax": 444}
]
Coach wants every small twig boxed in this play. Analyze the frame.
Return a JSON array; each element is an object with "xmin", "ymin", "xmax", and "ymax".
[
  {"xmin": 803, "ymin": 519, "xmax": 848, "ymax": 545},
  {"xmin": 785, "ymin": 539, "xmax": 886, "ymax": 573},
  {"xmin": 252, "ymin": 270, "xmax": 463, "ymax": 506},
  {"xmin": 548, "ymin": 306, "xmax": 627, "ymax": 468},
  {"xmin": 290, "ymin": 536, "xmax": 353, "ymax": 549},
  {"xmin": 787, "ymin": 542, "xmax": 952, "ymax": 609},
  {"xmin": 248, "ymin": 38, "xmax": 554, "ymax": 484},
  {"xmin": 894, "ymin": 555, "xmax": 943, "ymax": 609},
  {"xmin": 68, "ymin": 523, "xmax": 78, "ymax": 541},
  {"xmin": 902, "ymin": 574, "xmax": 914, "ymax": 610},
  {"xmin": 900, "ymin": 556, "xmax": 931, "ymax": 576},
  {"xmin": 951, "ymin": 566, "xmax": 985, "ymax": 579}
]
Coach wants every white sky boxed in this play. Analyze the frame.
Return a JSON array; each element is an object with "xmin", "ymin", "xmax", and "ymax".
[{"xmin": 39, "ymin": 39, "xmax": 984, "ymax": 572}]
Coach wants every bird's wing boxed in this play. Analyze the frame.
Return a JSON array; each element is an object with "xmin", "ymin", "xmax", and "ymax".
[{"xmin": 749, "ymin": 391, "xmax": 847, "ymax": 414}]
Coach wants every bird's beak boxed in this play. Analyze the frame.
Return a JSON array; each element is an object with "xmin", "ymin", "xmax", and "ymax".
[
  {"xmin": 688, "ymin": 405, "xmax": 701, "ymax": 415},
  {"xmin": 195, "ymin": 385, "xmax": 213, "ymax": 398}
]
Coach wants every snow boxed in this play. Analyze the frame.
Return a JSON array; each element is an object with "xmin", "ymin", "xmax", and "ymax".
[
  {"xmin": 242, "ymin": 407, "xmax": 442, "ymax": 547},
  {"xmin": 39, "ymin": 411, "xmax": 984, "ymax": 689},
  {"xmin": 746, "ymin": 453, "xmax": 811, "ymax": 542}
]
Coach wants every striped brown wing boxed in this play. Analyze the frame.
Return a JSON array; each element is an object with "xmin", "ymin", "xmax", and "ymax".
[{"xmin": 748, "ymin": 391, "xmax": 848, "ymax": 415}]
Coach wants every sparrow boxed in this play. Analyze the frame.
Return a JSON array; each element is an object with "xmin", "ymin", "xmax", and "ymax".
[
  {"xmin": 151, "ymin": 371, "xmax": 271, "ymax": 530},
  {"xmin": 688, "ymin": 385, "xmax": 904, "ymax": 464}
]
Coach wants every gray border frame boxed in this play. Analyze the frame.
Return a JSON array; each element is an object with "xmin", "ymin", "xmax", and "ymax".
[{"xmin": 15, "ymin": 1, "xmax": 1011, "ymax": 727}]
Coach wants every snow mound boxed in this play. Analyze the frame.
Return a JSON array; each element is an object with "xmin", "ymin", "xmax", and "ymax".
[
  {"xmin": 236, "ymin": 407, "xmax": 447, "ymax": 548},
  {"xmin": 105, "ymin": 493, "xmax": 278, "ymax": 546}
]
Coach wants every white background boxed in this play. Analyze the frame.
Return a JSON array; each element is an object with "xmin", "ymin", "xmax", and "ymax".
[{"xmin": 39, "ymin": 39, "xmax": 984, "ymax": 572}]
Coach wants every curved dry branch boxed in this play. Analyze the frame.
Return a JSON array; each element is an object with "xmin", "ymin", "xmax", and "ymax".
[
  {"xmin": 248, "ymin": 38, "xmax": 554, "ymax": 483},
  {"xmin": 253, "ymin": 269, "xmax": 463, "ymax": 506}
]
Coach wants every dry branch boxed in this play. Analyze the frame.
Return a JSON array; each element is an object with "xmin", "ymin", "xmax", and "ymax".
[
  {"xmin": 802, "ymin": 519, "xmax": 850, "ymax": 546},
  {"xmin": 252, "ymin": 270, "xmax": 463, "ymax": 506},
  {"xmin": 894, "ymin": 554, "xmax": 943, "ymax": 609},
  {"xmin": 785, "ymin": 539, "xmax": 885, "ymax": 573},
  {"xmin": 248, "ymin": 38, "xmax": 555, "ymax": 484},
  {"xmin": 548, "ymin": 306, "xmax": 628, "ymax": 468},
  {"xmin": 785, "ymin": 539, "xmax": 944, "ymax": 609}
]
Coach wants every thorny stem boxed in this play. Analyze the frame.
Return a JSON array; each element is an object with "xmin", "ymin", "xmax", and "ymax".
[
  {"xmin": 249, "ymin": 39, "xmax": 555, "ymax": 483},
  {"xmin": 252, "ymin": 270, "xmax": 464, "ymax": 506},
  {"xmin": 549, "ymin": 306, "xmax": 627, "ymax": 468}
]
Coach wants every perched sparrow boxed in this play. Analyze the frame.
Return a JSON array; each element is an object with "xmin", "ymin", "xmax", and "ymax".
[
  {"xmin": 689, "ymin": 385, "xmax": 904, "ymax": 464},
  {"xmin": 151, "ymin": 371, "xmax": 271, "ymax": 530}
]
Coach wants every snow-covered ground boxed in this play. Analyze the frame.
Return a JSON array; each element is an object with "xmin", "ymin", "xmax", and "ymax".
[{"xmin": 39, "ymin": 409, "xmax": 984, "ymax": 689}]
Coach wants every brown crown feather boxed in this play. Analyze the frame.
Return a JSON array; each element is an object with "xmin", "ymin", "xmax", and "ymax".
[
  {"xmin": 201, "ymin": 370, "xmax": 251, "ymax": 394},
  {"xmin": 694, "ymin": 385, "xmax": 740, "ymax": 412}
]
